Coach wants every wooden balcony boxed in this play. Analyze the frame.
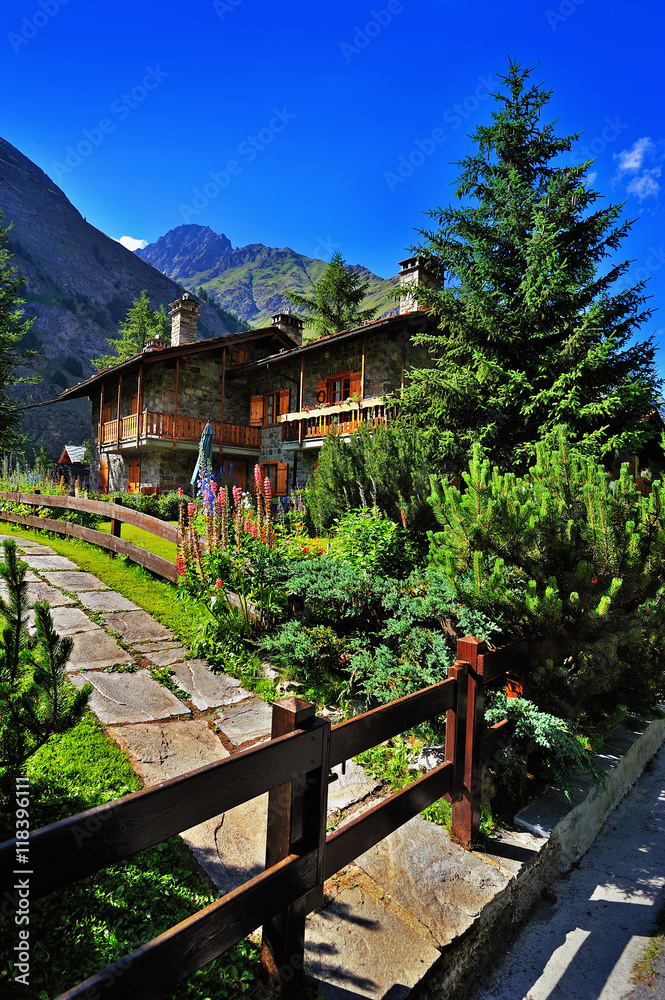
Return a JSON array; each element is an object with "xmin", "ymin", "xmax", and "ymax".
[
  {"xmin": 100, "ymin": 410, "xmax": 261, "ymax": 451},
  {"xmin": 281, "ymin": 397, "xmax": 392, "ymax": 443}
]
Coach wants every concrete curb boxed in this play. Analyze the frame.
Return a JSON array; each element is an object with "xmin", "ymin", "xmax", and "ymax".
[{"xmin": 411, "ymin": 713, "xmax": 665, "ymax": 1000}]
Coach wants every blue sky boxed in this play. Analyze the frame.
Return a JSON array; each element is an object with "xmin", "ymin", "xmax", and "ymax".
[{"xmin": 2, "ymin": 0, "xmax": 664, "ymax": 374}]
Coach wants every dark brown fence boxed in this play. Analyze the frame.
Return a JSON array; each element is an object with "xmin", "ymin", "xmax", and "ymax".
[
  {"xmin": 0, "ymin": 492, "xmax": 178, "ymax": 583},
  {"xmin": 0, "ymin": 636, "xmax": 526, "ymax": 998}
]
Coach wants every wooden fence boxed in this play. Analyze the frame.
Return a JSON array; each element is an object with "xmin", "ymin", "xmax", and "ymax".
[
  {"xmin": 0, "ymin": 636, "xmax": 526, "ymax": 998},
  {"xmin": 0, "ymin": 492, "xmax": 178, "ymax": 583}
]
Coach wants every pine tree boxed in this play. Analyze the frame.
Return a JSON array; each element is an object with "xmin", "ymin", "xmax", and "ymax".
[
  {"xmin": 0, "ymin": 540, "xmax": 90, "ymax": 795},
  {"xmin": 92, "ymin": 289, "xmax": 167, "ymax": 370},
  {"xmin": 286, "ymin": 251, "xmax": 378, "ymax": 337},
  {"xmin": 428, "ymin": 428, "xmax": 665, "ymax": 724},
  {"xmin": 401, "ymin": 61, "xmax": 660, "ymax": 473},
  {"xmin": 0, "ymin": 212, "xmax": 38, "ymax": 454}
]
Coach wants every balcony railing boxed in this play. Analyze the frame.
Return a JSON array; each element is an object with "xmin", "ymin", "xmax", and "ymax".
[
  {"xmin": 100, "ymin": 410, "xmax": 261, "ymax": 450},
  {"xmin": 281, "ymin": 399, "xmax": 392, "ymax": 442}
]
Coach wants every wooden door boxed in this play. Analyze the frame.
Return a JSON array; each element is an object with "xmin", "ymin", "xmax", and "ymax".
[
  {"xmin": 130, "ymin": 393, "xmax": 138, "ymax": 415},
  {"xmin": 128, "ymin": 458, "xmax": 141, "ymax": 494},
  {"xmin": 98, "ymin": 461, "xmax": 109, "ymax": 494}
]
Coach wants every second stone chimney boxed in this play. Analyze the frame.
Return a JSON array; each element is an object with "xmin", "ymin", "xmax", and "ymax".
[
  {"xmin": 398, "ymin": 257, "xmax": 441, "ymax": 314},
  {"xmin": 271, "ymin": 312, "xmax": 304, "ymax": 347},
  {"xmin": 169, "ymin": 293, "xmax": 200, "ymax": 347}
]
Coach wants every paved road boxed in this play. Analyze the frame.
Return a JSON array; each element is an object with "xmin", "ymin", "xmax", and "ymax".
[{"xmin": 466, "ymin": 746, "xmax": 665, "ymax": 1000}]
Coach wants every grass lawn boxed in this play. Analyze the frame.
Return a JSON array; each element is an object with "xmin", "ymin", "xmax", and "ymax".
[{"xmin": 96, "ymin": 518, "xmax": 178, "ymax": 562}]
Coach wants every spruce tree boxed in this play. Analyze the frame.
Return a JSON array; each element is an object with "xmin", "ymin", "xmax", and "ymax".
[
  {"xmin": 92, "ymin": 289, "xmax": 167, "ymax": 370},
  {"xmin": 401, "ymin": 61, "xmax": 660, "ymax": 472},
  {"xmin": 287, "ymin": 251, "xmax": 378, "ymax": 337},
  {"xmin": 0, "ymin": 212, "xmax": 37, "ymax": 454}
]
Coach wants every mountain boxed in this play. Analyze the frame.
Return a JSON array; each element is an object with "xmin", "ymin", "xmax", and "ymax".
[
  {"xmin": 137, "ymin": 225, "xmax": 398, "ymax": 330},
  {"xmin": 0, "ymin": 138, "xmax": 243, "ymax": 459}
]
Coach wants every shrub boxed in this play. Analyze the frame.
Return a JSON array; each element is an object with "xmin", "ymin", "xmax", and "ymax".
[
  {"xmin": 428, "ymin": 428, "xmax": 665, "ymax": 724},
  {"xmin": 329, "ymin": 506, "xmax": 400, "ymax": 575}
]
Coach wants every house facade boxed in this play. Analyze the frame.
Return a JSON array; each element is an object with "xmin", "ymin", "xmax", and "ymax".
[{"xmin": 56, "ymin": 261, "xmax": 440, "ymax": 496}]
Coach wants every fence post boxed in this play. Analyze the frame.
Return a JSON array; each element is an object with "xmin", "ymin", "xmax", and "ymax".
[
  {"xmin": 450, "ymin": 636, "xmax": 487, "ymax": 847},
  {"xmin": 110, "ymin": 496, "xmax": 123, "ymax": 558},
  {"xmin": 261, "ymin": 698, "xmax": 330, "ymax": 991}
]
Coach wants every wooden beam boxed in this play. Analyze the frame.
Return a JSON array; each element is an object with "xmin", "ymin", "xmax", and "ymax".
[
  {"xmin": 116, "ymin": 374, "xmax": 123, "ymax": 451},
  {"xmin": 298, "ymin": 356, "xmax": 305, "ymax": 448},
  {"xmin": 361, "ymin": 331, "xmax": 367, "ymax": 399},
  {"xmin": 98, "ymin": 382, "xmax": 104, "ymax": 453},
  {"xmin": 135, "ymin": 364, "xmax": 142, "ymax": 450},
  {"xmin": 220, "ymin": 347, "xmax": 226, "ymax": 455}
]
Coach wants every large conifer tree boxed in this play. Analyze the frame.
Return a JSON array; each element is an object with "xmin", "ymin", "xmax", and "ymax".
[{"xmin": 401, "ymin": 61, "xmax": 660, "ymax": 471}]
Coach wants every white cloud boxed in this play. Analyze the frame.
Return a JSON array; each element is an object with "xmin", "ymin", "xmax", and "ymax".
[
  {"xmin": 585, "ymin": 171, "xmax": 598, "ymax": 187},
  {"xmin": 614, "ymin": 136, "xmax": 653, "ymax": 173},
  {"xmin": 115, "ymin": 236, "xmax": 148, "ymax": 251},
  {"xmin": 626, "ymin": 167, "xmax": 661, "ymax": 200}
]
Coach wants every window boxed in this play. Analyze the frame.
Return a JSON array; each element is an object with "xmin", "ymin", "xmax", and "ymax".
[
  {"xmin": 259, "ymin": 462, "xmax": 288, "ymax": 496},
  {"xmin": 250, "ymin": 389, "xmax": 290, "ymax": 427},
  {"xmin": 315, "ymin": 371, "xmax": 362, "ymax": 406}
]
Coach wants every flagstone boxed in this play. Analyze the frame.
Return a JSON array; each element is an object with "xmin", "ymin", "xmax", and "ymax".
[
  {"xmin": 26, "ymin": 582, "xmax": 75, "ymax": 607},
  {"xmin": 169, "ymin": 660, "xmax": 249, "ymax": 711},
  {"xmin": 142, "ymin": 645, "xmax": 189, "ymax": 666},
  {"xmin": 77, "ymin": 590, "xmax": 141, "ymax": 613},
  {"xmin": 70, "ymin": 669, "xmax": 190, "ymax": 723},
  {"xmin": 214, "ymin": 698, "xmax": 273, "ymax": 746},
  {"xmin": 103, "ymin": 610, "xmax": 173, "ymax": 643},
  {"xmin": 49, "ymin": 606, "xmax": 100, "ymax": 635},
  {"xmin": 20, "ymin": 554, "xmax": 79, "ymax": 571},
  {"xmin": 67, "ymin": 631, "xmax": 133, "ymax": 672},
  {"xmin": 43, "ymin": 571, "xmax": 108, "ymax": 591}
]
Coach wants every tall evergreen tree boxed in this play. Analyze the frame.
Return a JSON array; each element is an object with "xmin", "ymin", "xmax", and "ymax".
[
  {"xmin": 286, "ymin": 251, "xmax": 378, "ymax": 338},
  {"xmin": 92, "ymin": 289, "xmax": 168, "ymax": 370},
  {"xmin": 401, "ymin": 61, "xmax": 660, "ymax": 472},
  {"xmin": 0, "ymin": 212, "xmax": 37, "ymax": 455}
]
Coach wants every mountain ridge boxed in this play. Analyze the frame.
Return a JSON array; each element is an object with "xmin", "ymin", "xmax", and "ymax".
[{"xmin": 136, "ymin": 224, "xmax": 398, "ymax": 329}]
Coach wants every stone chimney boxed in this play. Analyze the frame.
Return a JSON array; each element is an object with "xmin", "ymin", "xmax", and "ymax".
[
  {"xmin": 143, "ymin": 335, "xmax": 168, "ymax": 352},
  {"xmin": 398, "ymin": 257, "xmax": 441, "ymax": 314},
  {"xmin": 271, "ymin": 312, "xmax": 304, "ymax": 347},
  {"xmin": 169, "ymin": 293, "xmax": 200, "ymax": 347}
]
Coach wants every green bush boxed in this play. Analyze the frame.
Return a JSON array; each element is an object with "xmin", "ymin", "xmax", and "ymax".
[
  {"xmin": 428, "ymin": 428, "xmax": 665, "ymax": 725},
  {"xmin": 329, "ymin": 506, "xmax": 400, "ymax": 575}
]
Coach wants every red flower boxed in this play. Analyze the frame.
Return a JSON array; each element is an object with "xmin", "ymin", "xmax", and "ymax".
[
  {"xmin": 215, "ymin": 579, "xmax": 223, "ymax": 590},
  {"xmin": 187, "ymin": 503, "xmax": 195, "ymax": 516},
  {"xmin": 592, "ymin": 576, "xmax": 598, "ymax": 584}
]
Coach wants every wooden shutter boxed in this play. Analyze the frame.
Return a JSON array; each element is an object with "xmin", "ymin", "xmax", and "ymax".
[
  {"xmin": 349, "ymin": 371, "xmax": 362, "ymax": 399},
  {"xmin": 279, "ymin": 387, "xmax": 290, "ymax": 416},
  {"xmin": 130, "ymin": 393, "xmax": 138, "ymax": 415},
  {"xmin": 316, "ymin": 378, "xmax": 327, "ymax": 406},
  {"xmin": 276, "ymin": 462, "xmax": 288, "ymax": 496},
  {"xmin": 98, "ymin": 461, "xmax": 108, "ymax": 494},
  {"xmin": 250, "ymin": 394, "xmax": 264, "ymax": 426},
  {"xmin": 102, "ymin": 403, "xmax": 112, "ymax": 424}
]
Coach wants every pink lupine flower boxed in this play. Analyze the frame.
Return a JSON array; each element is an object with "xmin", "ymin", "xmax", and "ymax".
[
  {"xmin": 232, "ymin": 486, "xmax": 242, "ymax": 510},
  {"xmin": 244, "ymin": 516, "xmax": 251, "ymax": 532},
  {"xmin": 264, "ymin": 477, "xmax": 272, "ymax": 500},
  {"xmin": 215, "ymin": 579, "xmax": 224, "ymax": 590},
  {"xmin": 177, "ymin": 487, "xmax": 184, "ymax": 495},
  {"xmin": 254, "ymin": 464, "xmax": 262, "ymax": 487},
  {"xmin": 187, "ymin": 503, "xmax": 195, "ymax": 516},
  {"xmin": 250, "ymin": 524, "xmax": 258, "ymax": 538},
  {"xmin": 176, "ymin": 555, "xmax": 185, "ymax": 576}
]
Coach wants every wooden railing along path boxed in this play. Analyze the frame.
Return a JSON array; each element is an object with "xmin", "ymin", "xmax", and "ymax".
[
  {"xmin": 0, "ymin": 492, "xmax": 178, "ymax": 582},
  {"xmin": 0, "ymin": 637, "xmax": 525, "ymax": 997}
]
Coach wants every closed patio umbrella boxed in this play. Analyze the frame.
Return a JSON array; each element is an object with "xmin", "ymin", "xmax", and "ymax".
[{"xmin": 190, "ymin": 420, "xmax": 214, "ymax": 487}]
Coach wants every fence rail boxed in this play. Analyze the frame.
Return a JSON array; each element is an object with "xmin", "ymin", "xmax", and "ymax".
[
  {"xmin": 0, "ymin": 638, "xmax": 527, "ymax": 997},
  {"xmin": 0, "ymin": 492, "xmax": 178, "ymax": 582}
]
